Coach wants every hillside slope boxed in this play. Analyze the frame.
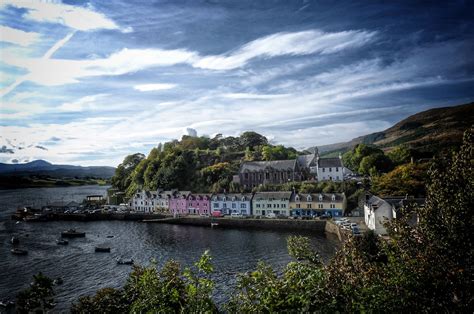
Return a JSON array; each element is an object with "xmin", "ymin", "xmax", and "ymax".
[
  {"xmin": 0, "ymin": 160, "xmax": 116, "ymax": 178},
  {"xmin": 318, "ymin": 102, "xmax": 474, "ymax": 155}
]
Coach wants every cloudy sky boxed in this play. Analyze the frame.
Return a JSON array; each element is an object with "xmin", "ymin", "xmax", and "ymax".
[{"xmin": 1, "ymin": 0, "xmax": 473, "ymax": 166}]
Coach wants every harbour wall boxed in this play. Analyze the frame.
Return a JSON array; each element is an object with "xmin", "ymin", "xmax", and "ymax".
[{"xmin": 144, "ymin": 217, "xmax": 327, "ymax": 233}]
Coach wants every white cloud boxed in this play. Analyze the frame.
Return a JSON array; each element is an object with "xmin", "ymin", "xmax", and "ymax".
[
  {"xmin": 0, "ymin": 26, "xmax": 41, "ymax": 46},
  {"xmin": 58, "ymin": 94, "xmax": 108, "ymax": 112},
  {"xmin": 1, "ymin": 29, "xmax": 376, "ymax": 91},
  {"xmin": 1, "ymin": 0, "xmax": 121, "ymax": 32},
  {"xmin": 221, "ymin": 93, "xmax": 290, "ymax": 99},
  {"xmin": 194, "ymin": 30, "xmax": 377, "ymax": 70},
  {"xmin": 134, "ymin": 83, "xmax": 177, "ymax": 92},
  {"xmin": 2, "ymin": 48, "xmax": 197, "ymax": 90}
]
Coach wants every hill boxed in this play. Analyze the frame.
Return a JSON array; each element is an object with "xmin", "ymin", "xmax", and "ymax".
[
  {"xmin": 0, "ymin": 160, "xmax": 116, "ymax": 178},
  {"xmin": 317, "ymin": 102, "xmax": 474, "ymax": 156}
]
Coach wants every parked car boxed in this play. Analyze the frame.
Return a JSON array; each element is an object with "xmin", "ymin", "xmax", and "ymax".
[
  {"xmin": 350, "ymin": 223, "xmax": 358, "ymax": 229},
  {"xmin": 200, "ymin": 213, "xmax": 210, "ymax": 217},
  {"xmin": 352, "ymin": 227, "xmax": 361, "ymax": 235},
  {"xmin": 211, "ymin": 211, "xmax": 224, "ymax": 217},
  {"xmin": 231, "ymin": 212, "xmax": 244, "ymax": 218},
  {"xmin": 319, "ymin": 214, "xmax": 331, "ymax": 220},
  {"xmin": 265, "ymin": 213, "xmax": 277, "ymax": 219}
]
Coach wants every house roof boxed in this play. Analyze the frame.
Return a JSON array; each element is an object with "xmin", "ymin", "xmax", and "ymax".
[
  {"xmin": 212, "ymin": 193, "xmax": 253, "ymax": 201},
  {"xmin": 291, "ymin": 193, "xmax": 345, "ymax": 202},
  {"xmin": 253, "ymin": 191, "xmax": 292, "ymax": 200},
  {"xmin": 188, "ymin": 193, "xmax": 211, "ymax": 200},
  {"xmin": 318, "ymin": 157, "xmax": 342, "ymax": 168},
  {"xmin": 240, "ymin": 160, "xmax": 296, "ymax": 172},
  {"xmin": 297, "ymin": 154, "xmax": 316, "ymax": 168}
]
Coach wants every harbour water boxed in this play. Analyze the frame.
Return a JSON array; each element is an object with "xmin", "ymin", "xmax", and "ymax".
[{"xmin": 0, "ymin": 186, "xmax": 340, "ymax": 311}]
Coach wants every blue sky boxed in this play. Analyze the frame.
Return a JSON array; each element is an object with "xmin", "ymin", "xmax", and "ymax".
[{"xmin": 0, "ymin": 0, "xmax": 473, "ymax": 166}]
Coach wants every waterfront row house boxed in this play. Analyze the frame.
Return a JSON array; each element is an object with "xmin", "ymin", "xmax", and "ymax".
[
  {"xmin": 211, "ymin": 193, "xmax": 253, "ymax": 215},
  {"xmin": 130, "ymin": 188, "xmax": 347, "ymax": 217},
  {"xmin": 187, "ymin": 194, "xmax": 212, "ymax": 215},
  {"xmin": 252, "ymin": 192, "xmax": 292, "ymax": 217},
  {"xmin": 289, "ymin": 193, "xmax": 346, "ymax": 217}
]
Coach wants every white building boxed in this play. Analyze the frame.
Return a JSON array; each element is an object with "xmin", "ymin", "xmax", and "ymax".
[
  {"xmin": 129, "ymin": 190, "xmax": 157, "ymax": 213},
  {"xmin": 211, "ymin": 193, "xmax": 253, "ymax": 215},
  {"xmin": 310, "ymin": 154, "xmax": 349, "ymax": 182},
  {"xmin": 364, "ymin": 195, "xmax": 394, "ymax": 235}
]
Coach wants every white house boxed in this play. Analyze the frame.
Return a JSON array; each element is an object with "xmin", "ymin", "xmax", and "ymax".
[
  {"xmin": 364, "ymin": 195, "xmax": 394, "ymax": 235},
  {"xmin": 129, "ymin": 190, "xmax": 157, "ymax": 213},
  {"xmin": 211, "ymin": 193, "xmax": 253, "ymax": 215},
  {"xmin": 311, "ymin": 154, "xmax": 346, "ymax": 182}
]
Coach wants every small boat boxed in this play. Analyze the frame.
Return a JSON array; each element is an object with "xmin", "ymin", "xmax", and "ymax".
[
  {"xmin": 56, "ymin": 239, "xmax": 69, "ymax": 245},
  {"xmin": 106, "ymin": 235, "xmax": 114, "ymax": 238},
  {"xmin": 61, "ymin": 229, "xmax": 86, "ymax": 238},
  {"xmin": 11, "ymin": 248, "xmax": 28, "ymax": 255},
  {"xmin": 11, "ymin": 236, "xmax": 19, "ymax": 245},
  {"xmin": 95, "ymin": 246, "xmax": 111, "ymax": 253},
  {"xmin": 116, "ymin": 258, "xmax": 134, "ymax": 265},
  {"xmin": 0, "ymin": 300, "xmax": 15, "ymax": 308},
  {"xmin": 210, "ymin": 222, "xmax": 219, "ymax": 228}
]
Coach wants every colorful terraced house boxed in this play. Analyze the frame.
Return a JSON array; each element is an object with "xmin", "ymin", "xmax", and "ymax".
[{"xmin": 289, "ymin": 193, "xmax": 346, "ymax": 217}]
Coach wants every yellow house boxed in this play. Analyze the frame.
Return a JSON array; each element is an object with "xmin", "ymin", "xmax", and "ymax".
[{"xmin": 289, "ymin": 193, "xmax": 346, "ymax": 217}]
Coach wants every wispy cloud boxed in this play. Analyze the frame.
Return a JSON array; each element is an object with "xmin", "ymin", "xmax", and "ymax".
[
  {"xmin": 0, "ymin": 0, "xmax": 122, "ymax": 32},
  {"xmin": 194, "ymin": 30, "xmax": 377, "ymax": 70},
  {"xmin": 58, "ymin": 94, "xmax": 108, "ymax": 112},
  {"xmin": 0, "ymin": 26, "xmax": 41, "ymax": 47},
  {"xmin": 0, "ymin": 32, "xmax": 75, "ymax": 97},
  {"xmin": 221, "ymin": 93, "xmax": 290, "ymax": 99},
  {"xmin": 134, "ymin": 83, "xmax": 177, "ymax": 92}
]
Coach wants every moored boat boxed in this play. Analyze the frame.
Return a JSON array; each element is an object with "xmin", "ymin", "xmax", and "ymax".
[
  {"xmin": 10, "ymin": 236, "xmax": 19, "ymax": 245},
  {"xmin": 56, "ymin": 239, "xmax": 69, "ymax": 245},
  {"xmin": 61, "ymin": 229, "xmax": 86, "ymax": 238},
  {"xmin": 11, "ymin": 248, "xmax": 28, "ymax": 255},
  {"xmin": 116, "ymin": 258, "xmax": 134, "ymax": 265},
  {"xmin": 95, "ymin": 246, "xmax": 111, "ymax": 253}
]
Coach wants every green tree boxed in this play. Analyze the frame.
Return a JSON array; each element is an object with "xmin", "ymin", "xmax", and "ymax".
[{"xmin": 16, "ymin": 273, "xmax": 55, "ymax": 313}]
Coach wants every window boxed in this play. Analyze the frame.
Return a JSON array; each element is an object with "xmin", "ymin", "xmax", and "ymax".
[
  {"xmin": 296, "ymin": 203, "xmax": 301, "ymax": 208},
  {"xmin": 295, "ymin": 196, "xmax": 300, "ymax": 201},
  {"xmin": 265, "ymin": 173, "xmax": 270, "ymax": 179},
  {"xmin": 307, "ymin": 204, "xmax": 312, "ymax": 209},
  {"xmin": 319, "ymin": 194, "xmax": 323, "ymax": 201},
  {"xmin": 318, "ymin": 204, "xmax": 323, "ymax": 209},
  {"xmin": 330, "ymin": 204, "xmax": 335, "ymax": 209},
  {"xmin": 329, "ymin": 167, "xmax": 332, "ymax": 172},
  {"xmin": 307, "ymin": 195, "xmax": 312, "ymax": 202},
  {"xmin": 336, "ymin": 167, "xmax": 339, "ymax": 172},
  {"xmin": 281, "ymin": 203, "xmax": 286, "ymax": 208},
  {"xmin": 241, "ymin": 203, "xmax": 246, "ymax": 208},
  {"xmin": 267, "ymin": 204, "xmax": 271, "ymax": 208},
  {"xmin": 322, "ymin": 168, "xmax": 325, "ymax": 172},
  {"xmin": 332, "ymin": 195, "xmax": 336, "ymax": 201},
  {"xmin": 232, "ymin": 203, "xmax": 236, "ymax": 208},
  {"xmin": 256, "ymin": 204, "xmax": 261, "ymax": 208}
]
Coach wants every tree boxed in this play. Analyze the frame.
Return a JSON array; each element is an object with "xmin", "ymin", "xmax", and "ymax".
[
  {"xmin": 239, "ymin": 131, "xmax": 268, "ymax": 149},
  {"xmin": 372, "ymin": 162, "xmax": 428, "ymax": 197},
  {"xmin": 16, "ymin": 273, "xmax": 55, "ymax": 313}
]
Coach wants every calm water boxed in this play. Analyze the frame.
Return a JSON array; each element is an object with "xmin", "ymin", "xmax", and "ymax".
[{"xmin": 0, "ymin": 186, "xmax": 339, "ymax": 311}]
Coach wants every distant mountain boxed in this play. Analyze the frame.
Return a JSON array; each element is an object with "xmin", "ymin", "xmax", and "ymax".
[
  {"xmin": 0, "ymin": 160, "xmax": 116, "ymax": 178},
  {"xmin": 316, "ymin": 102, "xmax": 474, "ymax": 156}
]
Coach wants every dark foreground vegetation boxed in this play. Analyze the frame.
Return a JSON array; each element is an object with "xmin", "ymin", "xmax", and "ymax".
[{"xmin": 16, "ymin": 128, "xmax": 473, "ymax": 313}]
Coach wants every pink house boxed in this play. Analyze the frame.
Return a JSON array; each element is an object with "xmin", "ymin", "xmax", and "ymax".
[
  {"xmin": 187, "ymin": 194, "xmax": 211, "ymax": 215},
  {"xmin": 169, "ymin": 191, "xmax": 191, "ymax": 215}
]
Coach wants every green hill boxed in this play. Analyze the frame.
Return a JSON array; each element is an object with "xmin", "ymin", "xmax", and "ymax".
[{"xmin": 318, "ymin": 102, "xmax": 474, "ymax": 156}]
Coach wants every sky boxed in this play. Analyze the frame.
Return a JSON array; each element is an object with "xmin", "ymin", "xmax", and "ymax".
[{"xmin": 0, "ymin": 0, "xmax": 473, "ymax": 166}]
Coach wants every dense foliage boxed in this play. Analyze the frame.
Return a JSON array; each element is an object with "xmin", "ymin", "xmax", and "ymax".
[
  {"xmin": 111, "ymin": 132, "xmax": 302, "ymax": 197},
  {"xmin": 16, "ymin": 273, "xmax": 55, "ymax": 313}
]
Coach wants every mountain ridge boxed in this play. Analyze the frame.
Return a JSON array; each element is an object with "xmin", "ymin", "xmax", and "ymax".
[
  {"xmin": 316, "ymin": 102, "xmax": 474, "ymax": 155},
  {"xmin": 0, "ymin": 160, "xmax": 116, "ymax": 178}
]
